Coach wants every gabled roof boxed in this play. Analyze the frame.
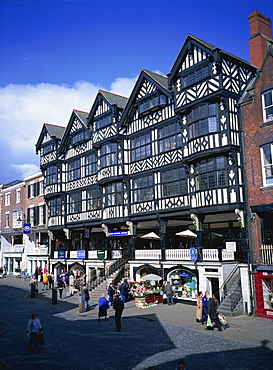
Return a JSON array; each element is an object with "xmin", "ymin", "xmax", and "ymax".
[
  {"xmin": 86, "ymin": 90, "xmax": 128, "ymax": 128},
  {"xmin": 119, "ymin": 69, "xmax": 170, "ymax": 129},
  {"xmin": 58, "ymin": 109, "xmax": 89, "ymax": 154},
  {"xmin": 169, "ymin": 34, "xmax": 256, "ymax": 82},
  {"xmin": 239, "ymin": 47, "xmax": 273, "ymax": 105},
  {"xmin": 35, "ymin": 123, "xmax": 66, "ymax": 153},
  {"xmin": 100, "ymin": 90, "xmax": 128, "ymax": 110}
]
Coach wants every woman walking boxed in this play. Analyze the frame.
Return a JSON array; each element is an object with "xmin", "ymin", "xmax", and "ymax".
[
  {"xmin": 98, "ymin": 293, "xmax": 109, "ymax": 321},
  {"xmin": 26, "ymin": 313, "xmax": 42, "ymax": 352},
  {"xmin": 196, "ymin": 291, "xmax": 203, "ymax": 322}
]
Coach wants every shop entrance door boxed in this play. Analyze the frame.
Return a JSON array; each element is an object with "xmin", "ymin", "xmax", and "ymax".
[{"xmin": 209, "ymin": 277, "xmax": 220, "ymax": 302}]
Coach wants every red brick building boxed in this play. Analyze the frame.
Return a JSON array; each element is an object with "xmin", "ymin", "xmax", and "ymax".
[{"xmin": 240, "ymin": 10, "xmax": 273, "ymax": 318}]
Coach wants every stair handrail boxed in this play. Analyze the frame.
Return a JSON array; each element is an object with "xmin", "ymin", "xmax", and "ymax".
[{"xmin": 217, "ymin": 263, "xmax": 240, "ymax": 303}]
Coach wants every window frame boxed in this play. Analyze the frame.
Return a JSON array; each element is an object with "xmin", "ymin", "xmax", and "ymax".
[
  {"xmin": 162, "ymin": 167, "xmax": 187, "ymax": 197},
  {"xmin": 196, "ymin": 156, "xmax": 227, "ymax": 190},
  {"xmin": 105, "ymin": 182, "xmax": 123, "ymax": 207},
  {"xmin": 100, "ymin": 143, "xmax": 118, "ymax": 168},
  {"xmin": 68, "ymin": 192, "xmax": 82, "ymax": 214},
  {"xmin": 261, "ymin": 143, "xmax": 273, "ymax": 186},
  {"xmin": 188, "ymin": 103, "xmax": 218, "ymax": 139},
  {"xmin": 158, "ymin": 122, "xmax": 182, "ymax": 153},
  {"xmin": 132, "ymin": 174, "xmax": 154, "ymax": 203},
  {"xmin": 86, "ymin": 188, "xmax": 101, "ymax": 210},
  {"xmin": 262, "ymin": 90, "xmax": 273, "ymax": 123},
  {"xmin": 67, "ymin": 159, "xmax": 81, "ymax": 182},
  {"xmin": 131, "ymin": 133, "xmax": 151, "ymax": 162}
]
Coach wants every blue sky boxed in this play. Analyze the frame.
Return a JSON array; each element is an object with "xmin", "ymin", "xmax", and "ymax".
[{"xmin": 0, "ymin": 0, "xmax": 272, "ymax": 184}]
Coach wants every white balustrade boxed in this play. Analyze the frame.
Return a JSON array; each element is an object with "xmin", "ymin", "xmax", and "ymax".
[
  {"xmin": 222, "ymin": 249, "xmax": 234, "ymax": 261},
  {"xmin": 165, "ymin": 249, "xmax": 191, "ymax": 261},
  {"xmin": 202, "ymin": 249, "xmax": 219, "ymax": 261},
  {"xmin": 135, "ymin": 249, "xmax": 162, "ymax": 260}
]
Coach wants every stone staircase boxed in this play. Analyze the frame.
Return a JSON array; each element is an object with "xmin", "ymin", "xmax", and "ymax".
[{"xmin": 217, "ymin": 276, "xmax": 243, "ymax": 316}]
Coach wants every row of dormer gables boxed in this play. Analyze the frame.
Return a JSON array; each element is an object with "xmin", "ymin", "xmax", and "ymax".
[{"xmin": 36, "ymin": 34, "xmax": 257, "ymax": 168}]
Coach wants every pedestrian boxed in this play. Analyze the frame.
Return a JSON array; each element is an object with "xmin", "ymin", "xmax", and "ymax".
[
  {"xmin": 48, "ymin": 273, "xmax": 53, "ymax": 289},
  {"xmin": 206, "ymin": 296, "xmax": 222, "ymax": 331},
  {"xmin": 118, "ymin": 280, "xmax": 128, "ymax": 303},
  {"xmin": 200, "ymin": 290, "xmax": 209, "ymax": 324},
  {"xmin": 98, "ymin": 293, "xmax": 109, "ymax": 321},
  {"xmin": 83, "ymin": 286, "xmax": 90, "ymax": 310},
  {"xmin": 175, "ymin": 359, "xmax": 186, "ymax": 369},
  {"xmin": 26, "ymin": 313, "xmax": 42, "ymax": 352},
  {"xmin": 57, "ymin": 278, "xmax": 65, "ymax": 299},
  {"xmin": 196, "ymin": 291, "xmax": 203, "ymax": 322},
  {"xmin": 42, "ymin": 272, "xmax": 50, "ymax": 290},
  {"xmin": 108, "ymin": 283, "xmax": 115, "ymax": 305},
  {"xmin": 113, "ymin": 294, "xmax": 124, "ymax": 332},
  {"xmin": 165, "ymin": 281, "xmax": 174, "ymax": 306}
]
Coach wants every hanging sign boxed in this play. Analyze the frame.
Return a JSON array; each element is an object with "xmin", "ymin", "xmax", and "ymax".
[
  {"xmin": 108, "ymin": 231, "xmax": 129, "ymax": 236},
  {"xmin": 97, "ymin": 251, "xmax": 105, "ymax": 260},
  {"xmin": 225, "ymin": 242, "xmax": 236, "ymax": 251},
  {"xmin": 23, "ymin": 223, "xmax": 31, "ymax": 234},
  {"xmin": 190, "ymin": 247, "xmax": 197, "ymax": 262},
  {"xmin": 58, "ymin": 249, "xmax": 66, "ymax": 259},
  {"xmin": 77, "ymin": 250, "xmax": 86, "ymax": 259}
]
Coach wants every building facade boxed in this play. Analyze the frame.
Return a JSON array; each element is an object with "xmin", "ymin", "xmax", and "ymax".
[
  {"xmin": 0, "ymin": 173, "xmax": 48, "ymax": 275},
  {"xmin": 240, "ymin": 10, "xmax": 273, "ymax": 318},
  {"xmin": 35, "ymin": 25, "xmax": 260, "ymax": 313}
]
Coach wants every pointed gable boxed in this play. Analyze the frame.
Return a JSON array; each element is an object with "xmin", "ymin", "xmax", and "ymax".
[
  {"xmin": 120, "ymin": 69, "xmax": 171, "ymax": 130},
  {"xmin": 58, "ymin": 109, "xmax": 89, "ymax": 154},
  {"xmin": 35, "ymin": 123, "xmax": 65, "ymax": 154}
]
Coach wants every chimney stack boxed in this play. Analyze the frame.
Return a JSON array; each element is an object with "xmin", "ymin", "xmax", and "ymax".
[{"xmin": 248, "ymin": 10, "xmax": 272, "ymax": 68}]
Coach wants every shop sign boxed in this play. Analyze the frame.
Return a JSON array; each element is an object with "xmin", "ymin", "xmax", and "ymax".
[
  {"xmin": 97, "ymin": 251, "xmax": 105, "ymax": 260},
  {"xmin": 190, "ymin": 247, "xmax": 197, "ymax": 262},
  {"xmin": 77, "ymin": 250, "xmax": 86, "ymax": 259},
  {"xmin": 226, "ymin": 241, "xmax": 236, "ymax": 251},
  {"xmin": 178, "ymin": 271, "xmax": 190, "ymax": 277},
  {"xmin": 39, "ymin": 245, "xmax": 48, "ymax": 250},
  {"xmin": 58, "ymin": 249, "xmax": 66, "ymax": 259},
  {"xmin": 23, "ymin": 223, "xmax": 31, "ymax": 234},
  {"xmin": 108, "ymin": 231, "xmax": 129, "ymax": 236}
]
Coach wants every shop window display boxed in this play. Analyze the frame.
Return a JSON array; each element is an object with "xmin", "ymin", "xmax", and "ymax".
[{"xmin": 169, "ymin": 269, "xmax": 197, "ymax": 299}]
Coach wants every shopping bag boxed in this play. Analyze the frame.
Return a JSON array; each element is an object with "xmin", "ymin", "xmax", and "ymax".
[
  {"xmin": 37, "ymin": 332, "xmax": 45, "ymax": 345},
  {"xmin": 206, "ymin": 314, "xmax": 213, "ymax": 327}
]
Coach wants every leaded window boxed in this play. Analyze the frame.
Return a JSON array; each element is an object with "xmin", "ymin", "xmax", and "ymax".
[
  {"xmin": 48, "ymin": 198, "xmax": 61, "ymax": 217},
  {"xmin": 68, "ymin": 159, "xmax": 81, "ymax": 182},
  {"xmin": 105, "ymin": 182, "xmax": 123, "ymax": 206},
  {"xmin": 261, "ymin": 143, "xmax": 273, "ymax": 186},
  {"xmin": 85, "ymin": 154, "xmax": 97, "ymax": 176},
  {"xmin": 71, "ymin": 131, "xmax": 88, "ymax": 145},
  {"xmin": 133, "ymin": 175, "xmax": 154, "ymax": 202},
  {"xmin": 139, "ymin": 95, "xmax": 167, "ymax": 114},
  {"xmin": 159, "ymin": 122, "xmax": 182, "ymax": 153},
  {"xmin": 189, "ymin": 103, "xmax": 217, "ymax": 139},
  {"xmin": 262, "ymin": 90, "xmax": 273, "ymax": 122},
  {"xmin": 131, "ymin": 133, "xmax": 151, "ymax": 161},
  {"xmin": 96, "ymin": 114, "xmax": 112, "ymax": 129},
  {"xmin": 101, "ymin": 143, "xmax": 117, "ymax": 168},
  {"xmin": 196, "ymin": 156, "xmax": 227, "ymax": 190},
  {"xmin": 68, "ymin": 192, "xmax": 82, "ymax": 214},
  {"xmin": 162, "ymin": 167, "xmax": 187, "ymax": 197},
  {"xmin": 182, "ymin": 65, "xmax": 210, "ymax": 88},
  {"xmin": 46, "ymin": 166, "xmax": 57, "ymax": 185},
  {"xmin": 87, "ymin": 188, "xmax": 101, "ymax": 209},
  {"xmin": 43, "ymin": 142, "xmax": 54, "ymax": 155}
]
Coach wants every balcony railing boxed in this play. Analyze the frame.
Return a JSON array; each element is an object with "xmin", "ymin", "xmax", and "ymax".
[
  {"xmin": 259, "ymin": 244, "xmax": 273, "ymax": 265},
  {"xmin": 2, "ymin": 244, "xmax": 24, "ymax": 253}
]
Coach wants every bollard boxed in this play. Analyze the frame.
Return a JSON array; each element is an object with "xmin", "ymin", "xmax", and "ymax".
[
  {"xmin": 52, "ymin": 287, "xmax": 57, "ymax": 305},
  {"xmin": 79, "ymin": 293, "xmax": 85, "ymax": 313},
  {"xmin": 30, "ymin": 283, "xmax": 36, "ymax": 298}
]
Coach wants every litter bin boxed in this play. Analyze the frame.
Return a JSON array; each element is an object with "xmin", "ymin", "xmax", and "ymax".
[
  {"xmin": 79, "ymin": 293, "xmax": 85, "ymax": 313},
  {"xmin": 30, "ymin": 283, "xmax": 36, "ymax": 298},
  {"xmin": 52, "ymin": 288, "xmax": 57, "ymax": 305}
]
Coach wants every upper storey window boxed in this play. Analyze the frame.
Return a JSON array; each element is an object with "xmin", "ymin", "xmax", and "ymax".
[
  {"xmin": 139, "ymin": 95, "xmax": 167, "ymax": 115},
  {"xmin": 5, "ymin": 193, "xmax": 10, "ymax": 206},
  {"xmin": 162, "ymin": 167, "xmax": 187, "ymax": 197},
  {"xmin": 96, "ymin": 114, "xmax": 112, "ymax": 129},
  {"xmin": 159, "ymin": 122, "xmax": 182, "ymax": 153},
  {"xmin": 196, "ymin": 156, "xmax": 227, "ymax": 190},
  {"xmin": 131, "ymin": 133, "xmax": 151, "ymax": 161},
  {"xmin": 68, "ymin": 159, "xmax": 81, "ymax": 182},
  {"xmin": 71, "ymin": 131, "xmax": 88, "ymax": 145},
  {"xmin": 189, "ymin": 103, "xmax": 217, "ymax": 139},
  {"xmin": 182, "ymin": 65, "xmax": 210, "ymax": 88},
  {"xmin": 261, "ymin": 143, "xmax": 273, "ymax": 186},
  {"xmin": 85, "ymin": 154, "xmax": 97, "ymax": 176},
  {"xmin": 46, "ymin": 166, "xmax": 57, "ymax": 185},
  {"xmin": 101, "ymin": 143, "xmax": 117, "ymax": 168},
  {"xmin": 43, "ymin": 142, "xmax": 54, "ymax": 155},
  {"xmin": 68, "ymin": 192, "xmax": 82, "ymax": 214},
  {"xmin": 133, "ymin": 174, "xmax": 154, "ymax": 203},
  {"xmin": 262, "ymin": 90, "xmax": 273, "ymax": 122},
  {"xmin": 105, "ymin": 182, "xmax": 123, "ymax": 206}
]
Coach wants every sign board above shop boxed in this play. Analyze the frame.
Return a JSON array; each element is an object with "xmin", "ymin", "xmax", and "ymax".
[
  {"xmin": 77, "ymin": 250, "xmax": 86, "ymax": 259},
  {"xmin": 225, "ymin": 242, "xmax": 236, "ymax": 251},
  {"xmin": 108, "ymin": 231, "xmax": 129, "ymax": 236}
]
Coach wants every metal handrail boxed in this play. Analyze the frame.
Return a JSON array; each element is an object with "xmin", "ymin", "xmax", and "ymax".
[{"xmin": 216, "ymin": 263, "xmax": 240, "ymax": 303}]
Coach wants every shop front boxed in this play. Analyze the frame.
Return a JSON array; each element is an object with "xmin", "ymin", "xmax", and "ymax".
[
  {"xmin": 254, "ymin": 266, "xmax": 273, "ymax": 319},
  {"xmin": 167, "ymin": 267, "xmax": 198, "ymax": 301}
]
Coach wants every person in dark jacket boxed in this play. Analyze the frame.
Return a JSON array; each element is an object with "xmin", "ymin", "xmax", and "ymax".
[
  {"xmin": 118, "ymin": 280, "xmax": 128, "ymax": 303},
  {"xmin": 164, "ymin": 282, "xmax": 174, "ymax": 306},
  {"xmin": 108, "ymin": 283, "xmax": 115, "ymax": 306},
  {"xmin": 200, "ymin": 291, "xmax": 209, "ymax": 324},
  {"xmin": 113, "ymin": 295, "xmax": 124, "ymax": 332},
  {"xmin": 57, "ymin": 279, "xmax": 65, "ymax": 299},
  {"xmin": 207, "ymin": 297, "xmax": 222, "ymax": 331},
  {"xmin": 83, "ymin": 286, "xmax": 90, "ymax": 310}
]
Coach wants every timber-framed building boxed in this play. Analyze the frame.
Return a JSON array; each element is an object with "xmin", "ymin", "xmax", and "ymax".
[{"xmin": 36, "ymin": 30, "xmax": 257, "ymax": 313}]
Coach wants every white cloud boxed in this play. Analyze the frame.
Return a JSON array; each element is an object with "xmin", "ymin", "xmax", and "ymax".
[
  {"xmin": 0, "ymin": 77, "xmax": 137, "ymax": 183},
  {"xmin": 11, "ymin": 163, "xmax": 40, "ymax": 179}
]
